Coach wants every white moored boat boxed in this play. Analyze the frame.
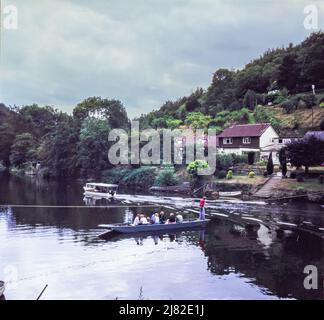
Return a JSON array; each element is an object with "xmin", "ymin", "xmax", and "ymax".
[
  {"xmin": 98, "ymin": 219, "xmax": 210, "ymax": 234},
  {"xmin": 83, "ymin": 183, "xmax": 118, "ymax": 199}
]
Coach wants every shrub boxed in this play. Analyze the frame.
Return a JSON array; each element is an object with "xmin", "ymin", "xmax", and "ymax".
[
  {"xmin": 256, "ymin": 160, "xmax": 267, "ymax": 166},
  {"xmin": 298, "ymin": 94, "xmax": 316, "ymax": 108},
  {"xmin": 217, "ymin": 170, "xmax": 227, "ymax": 179},
  {"xmin": 216, "ymin": 154, "xmax": 234, "ymax": 170},
  {"xmin": 102, "ymin": 167, "xmax": 133, "ymax": 184},
  {"xmin": 273, "ymin": 95, "xmax": 287, "ymax": 105},
  {"xmin": 231, "ymin": 154, "xmax": 248, "ymax": 164},
  {"xmin": 155, "ymin": 168, "xmax": 179, "ymax": 186},
  {"xmin": 263, "ymin": 171, "xmax": 268, "ymax": 177},
  {"xmin": 122, "ymin": 166, "xmax": 157, "ymax": 188},
  {"xmin": 320, "ymin": 102, "xmax": 324, "ymax": 108},
  {"xmin": 281, "ymin": 98, "xmax": 298, "ymax": 113},
  {"xmin": 296, "ymin": 173, "xmax": 304, "ymax": 182},
  {"xmin": 296, "ymin": 186, "xmax": 305, "ymax": 194},
  {"xmin": 248, "ymin": 171, "xmax": 255, "ymax": 178},
  {"xmin": 226, "ymin": 170, "xmax": 233, "ymax": 180},
  {"xmin": 187, "ymin": 160, "xmax": 209, "ymax": 177}
]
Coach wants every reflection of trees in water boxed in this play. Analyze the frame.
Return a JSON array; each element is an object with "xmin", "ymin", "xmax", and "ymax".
[{"xmin": 202, "ymin": 219, "xmax": 324, "ymax": 300}]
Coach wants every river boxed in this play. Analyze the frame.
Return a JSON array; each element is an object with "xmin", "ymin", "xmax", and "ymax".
[{"xmin": 0, "ymin": 175, "xmax": 323, "ymax": 300}]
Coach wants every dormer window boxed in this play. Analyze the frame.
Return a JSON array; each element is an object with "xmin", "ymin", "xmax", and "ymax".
[
  {"xmin": 223, "ymin": 138, "xmax": 233, "ymax": 144},
  {"xmin": 243, "ymin": 137, "xmax": 251, "ymax": 144}
]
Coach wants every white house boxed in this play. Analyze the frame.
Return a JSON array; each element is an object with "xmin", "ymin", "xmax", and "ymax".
[{"xmin": 218, "ymin": 123, "xmax": 280, "ymax": 164}]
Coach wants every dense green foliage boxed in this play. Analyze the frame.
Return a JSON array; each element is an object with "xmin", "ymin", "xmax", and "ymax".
[
  {"xmin": 0, "ymin": 98, "xmax": 130, "ymax": 179},
  {"xmin": 154, "ymin": 167, "xmax": 179, "ymax": 186},
  {"xmin": 286, "ymin": 137, "xmax": 324, "ymax": 174},
  {"xmin": 139, "ymin": 32, "xmax": 324, "ymax": 132}
]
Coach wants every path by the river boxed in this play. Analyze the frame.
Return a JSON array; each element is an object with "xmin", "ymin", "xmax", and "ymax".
[{"xmin": 254, "ymin": 175, "xmax": 281, "ymax": 198}]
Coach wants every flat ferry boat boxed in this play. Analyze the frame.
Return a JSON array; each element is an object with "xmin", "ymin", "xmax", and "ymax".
[
  {"xmin": 83, "ymin": 183, "xmax": 118, "ymax": 199},
  {"xmin": 98, "ymin": 219, "xmax": 210, "ymax": 234}
]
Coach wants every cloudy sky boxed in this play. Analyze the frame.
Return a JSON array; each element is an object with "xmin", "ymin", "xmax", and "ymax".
[{"xmin": 0, "ymin": 0, "xmax": 323, "ymax": 118}]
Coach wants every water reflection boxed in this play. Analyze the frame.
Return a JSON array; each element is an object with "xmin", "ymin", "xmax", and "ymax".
[{"xmin": 0, "ymin": 175, "xmax": 324, "ymax": 300}]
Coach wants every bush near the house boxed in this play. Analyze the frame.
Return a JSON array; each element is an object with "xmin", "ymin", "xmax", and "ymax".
[
  {"xmin": 155, "ymin": 168, "xmax": 179, "ymax": 187},
  {"xmin": 296, "ymin": 186, "xmax": 305, "ymax": 194},
  {"xmin": 248, "ymin": 171, "xmax": 255, "ymax": 178},
  {"xmin": 102, "ymin": 167, "xmax": 133, "ymax": 184},
  {"xmin": 320, "ymin": 102, "xmax": 324, "ymax": 108},
  {"xmin": 226, "ymin": 170, "xmax": 233, "ymax": 180},
  {"xmin": 121, "ymin": 166, "xmax": 157, "ymax": 188},
  {"xmin": 256, "ymin": 160, "xmax": 267, "ymax": 166},
  {"xmin": 217, "ymin": 170, "xmax": 227, "ymax": 179}
]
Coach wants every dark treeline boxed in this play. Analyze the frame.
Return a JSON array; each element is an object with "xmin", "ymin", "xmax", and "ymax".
[{"xmin": 0, "ymin": 98, "xmax": 129, "ymax": 179}]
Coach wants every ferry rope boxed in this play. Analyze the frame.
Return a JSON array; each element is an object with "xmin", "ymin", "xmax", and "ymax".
[{"xmin": 0, "ymin": 204, "xmax": 159, "ymax": 209}]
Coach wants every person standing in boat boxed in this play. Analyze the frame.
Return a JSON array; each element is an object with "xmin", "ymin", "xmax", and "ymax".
[{"xmin": 199, "ymin": 196, "xmax": 206, "ymax": 220}]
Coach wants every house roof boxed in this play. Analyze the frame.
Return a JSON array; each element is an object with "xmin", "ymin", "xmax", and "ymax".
[
  {"xmin": 218, "ymin": 123, "xmax": 271, "ymax": 138},
  {"xmin": 305, "ymin": 131, "xmax": 324, "ymax": 141}
]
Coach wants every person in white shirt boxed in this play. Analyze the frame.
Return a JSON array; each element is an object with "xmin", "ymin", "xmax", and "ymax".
[
  {"xmin": 153, "ymin": 213, "xmax": 160, "ymax": 224},
  {"xmin": 176, "ymin": 214, "xmax": 183, "ymax": 223},
  {"xmin": 132, "ymin": 214, "xmax": 140, "ymax": 226},
  {"xmin": 139, "ymin": 214, "xmax": 148, "ymax": 225}
]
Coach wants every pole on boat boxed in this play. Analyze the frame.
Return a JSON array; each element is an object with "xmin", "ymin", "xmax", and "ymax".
[{"xmin": 36, "ymin": 284, "xmax": 48, "ymax": 300}]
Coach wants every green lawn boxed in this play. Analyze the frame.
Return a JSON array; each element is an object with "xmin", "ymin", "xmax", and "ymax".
[
  {"xmin": 278, "ymin": 179, "xmax": 324, "ymax": 192},
  {"xmin": 214, "ymin": 175, "xmax": 268, "ymax": 186}
]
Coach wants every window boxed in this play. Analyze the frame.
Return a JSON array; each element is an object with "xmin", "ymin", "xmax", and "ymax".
[
  {"xmin": 243, "ymin": 137, "xmax": 251, "ymax": 144},
  {"xmin": 278, "ymin": 139, "xmax": 283, "ymax": 144},
  {"xmin": 223, "ymin": 138, "xmax": 233, "ymax": 145}
]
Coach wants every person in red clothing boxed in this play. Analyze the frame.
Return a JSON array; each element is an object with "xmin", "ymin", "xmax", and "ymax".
[{"xmin": 199, "ymin": 196, "xmax": 206, "ymax": 220}]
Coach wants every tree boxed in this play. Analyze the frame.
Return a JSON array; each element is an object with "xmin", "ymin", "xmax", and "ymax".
[
  {"xmin": 243, "ymin": 90, "xmax": 257, "ymax": 110},
  {"xmin": 73, "ymin": 97, "xmax": 129, "ymax": 129},
  {"xmin": 184, "ymin": 112, "xmax": 212, "ymax": 129},
  {"xmin": 9, "ymin": 133, "xmax": 37, "ymax": 167},
  {"xmin": 286, "ymin": 136, "xmax": 324, "ymax": 174},
  {"xmin": 186, "ymin": 95, "xmax": 201, "ymax": 112},
  {"xmin": 39, "ymin": 117, "xmax": 79, "ymax": 177},
  {"xmin": 77, "ymin": 117, "xmax": 112, "ymax": 178},
  {"xmin": 266, "ymin": 152, "xmax": 274, "ymax": 175},
  {"xmin": 279, "ymin": 148, "xmax": 287, "ymax": 177},
  {"xmin": 277, "ymin": 54, "xmax": 299, "ymax": 92}
]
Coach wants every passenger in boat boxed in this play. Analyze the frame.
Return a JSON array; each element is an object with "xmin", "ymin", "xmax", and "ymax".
[
  {"xmin": 176, "ymin": 214, "xmax": 183, "ymax": 223},
  {"xmin": 166, "ymin": 213, "xmax": 176, "ymax": 224},
  {"xmin": 150, "ymin": 212, "xmax": 157, "ymax": 223},
  {"xmin": 139, "ymin": 214, "xmax": 149, "ymax": 225},
  {"xmin": 133, "ymin": 214, "xmax": 141, "ymax": 226},
  {"xmin": 159, "ymin": 211, "xmax": 166, "ymax": 224},
  {"xmin": 153, "ymin": 213, "xmax": 160, "ymax": 224}
]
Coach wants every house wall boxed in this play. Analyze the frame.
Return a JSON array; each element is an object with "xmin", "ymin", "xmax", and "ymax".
[
  {"xmin": 219, "ymin": 148, "xmax": 260, "ymax": 156},
  {"xmin": 219, "ymin": 137, "xmax": 260, "ymax": 149},
  {"xmin": 260, "ymin": 126, "xmax": 279, "ymax": 148}
]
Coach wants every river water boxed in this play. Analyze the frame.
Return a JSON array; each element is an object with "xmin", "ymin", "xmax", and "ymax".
[{"xmin": 0, "ymin": 175, "xmax": 323, "ymax": 300}]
